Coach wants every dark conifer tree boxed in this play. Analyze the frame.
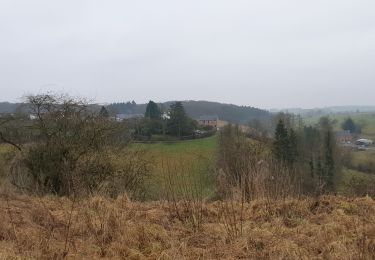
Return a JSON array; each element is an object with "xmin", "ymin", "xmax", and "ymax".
[
  {"xmin": 323, "ymin": 130, "xmax": 335, "ymax": 191},
  {"xmin": 99, "ymin": 106, "xmax": 109, "ymax": 118},
  {"xmin": 167, "ymin": 102, "xmax": 194, "ymax": 137},
  {"xmin": 287, "ymin": 128, "xmax": 298, "ymax": 166},
  {"xmin": 145, "ymin": 101, "xmax": 161, "ymax": 119},
  {"xmin": 273, "ymin": 119, "xmax": 289, "ymax": 163}
]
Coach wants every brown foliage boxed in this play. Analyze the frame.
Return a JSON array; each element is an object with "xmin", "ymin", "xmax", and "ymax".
[{"xmin": 0, "ymin": 194, "xmax": 374, "ymax": 259}]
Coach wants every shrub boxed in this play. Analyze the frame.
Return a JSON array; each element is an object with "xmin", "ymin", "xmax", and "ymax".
[{"xmin": 1, "ymin": 94, "xmax": 150, "ymax": 197}]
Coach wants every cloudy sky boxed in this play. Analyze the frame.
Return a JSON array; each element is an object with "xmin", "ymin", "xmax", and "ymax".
[{"xmin": 0, "ymin": 0, "xmax": 374, "ymax": 109}]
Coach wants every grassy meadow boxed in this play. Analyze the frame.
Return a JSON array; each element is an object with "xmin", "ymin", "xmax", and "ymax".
[
  {"xmin": 0, "ymin": 136, "xmax": 218, "ymax": 200},
  {"xmin": 132, "ymin": 135, "xmax": 218, "ymax": 200},
  {"xmin": 303, "ymin": 112, "xmax": 375, "ymax": 140}
]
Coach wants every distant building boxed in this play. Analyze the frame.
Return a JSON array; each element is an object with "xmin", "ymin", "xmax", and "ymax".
[
  {"xmin": 115, "ymin": 113, "xmax": 143, "ymax": 122},
  {"xmin": 161, "ymin": 112, "xmax": 170, "ymax": 120},
  {"xmin": 355, "ymin": 138, "xmax": 374, "ymax": 146},
  {"xmin": 198, "ymin": 115, "xmax": 219, "ymax": 129},
  {"xmin": 336, "ymin": 130, "xmax": 353, "ymax": 143}
]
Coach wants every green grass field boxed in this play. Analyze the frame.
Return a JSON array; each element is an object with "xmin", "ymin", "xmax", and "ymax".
[
  {"xmin": 132, "ymin": 135, "xmax": 218, "ymax": 200},
  {"xmin": 1, "ymin": 128, "xmax": 373, "ymax": 198},
  {"xmin": 303, "ymin": 112, "xmax": 375, "ymax": 140}
]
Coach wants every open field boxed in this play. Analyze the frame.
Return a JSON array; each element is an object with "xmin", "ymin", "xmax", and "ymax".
[
  {"xmin": 0, "ymin": 136, "xmax": 218, "ymax": 200},
  {"xmin": 0, "ymin": 194, "xmax": 374, "ymax": 259},
  {"xmin": 303, "ymin": 112, "xmax": 375, "ymax": 140},
  {"xmin": 131, "ymin": 135, "xmax": 218, "ymax": 200},
  {"xmin": 350, "ymin": 150, "xmax": 375, "ymax": 173}
]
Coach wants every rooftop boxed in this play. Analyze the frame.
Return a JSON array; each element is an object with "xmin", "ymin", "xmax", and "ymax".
[
  {"xmin": 336, "ymin": 130, "xmax": 352, "ymax": 137},
  {"xmin": 198, "ymin": 115, "xmax": 219, "ymax": 121}
]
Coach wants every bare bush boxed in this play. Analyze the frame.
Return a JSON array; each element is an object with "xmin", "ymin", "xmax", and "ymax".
[
  {"xmin": 217, "ymin": 124, "xmax": 301, "ymax": 202},
  {"xmin": 0, "ymin": 93, "xmax": 149, "ymax": 197},
  {"xmin": 216, "ymin": 125, "xmax": 302, "ymax": 239},
  {"xmin": 343, "ymin": 174, "xmax": 375, "ymax": 197}
]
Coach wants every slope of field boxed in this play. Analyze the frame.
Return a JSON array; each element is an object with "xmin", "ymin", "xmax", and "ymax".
[
  {"xmin": 303, "ymin": 112, "xmax": 375, "ymax": 140},
  {"xmin": 132, "ymin": 135, "xmax": 218, "ymax": 200},
  {"xmin": 0, "ymin": 194, "xmax": 374, "ymax": 259}
]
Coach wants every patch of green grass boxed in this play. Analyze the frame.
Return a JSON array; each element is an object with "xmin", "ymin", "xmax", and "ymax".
[
  {"xmin": 351, "ymin": 150, "xmax": 375, "ymax": 166},
  {"xmin": 338, "ymin": 168, "xmax": 375, "ymax": 196},
  {"xmin": 303, "ymin": 112, "xmax": 375, "ymax": 140},
  {"xmin": 132, "ymin": 135, "xmax": 218, "ymax": 200}
]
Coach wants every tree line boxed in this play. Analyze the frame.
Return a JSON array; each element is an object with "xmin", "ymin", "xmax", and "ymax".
[{"xmin": 217, "ymin": 114, "xmax": 345, "ymax": 201}]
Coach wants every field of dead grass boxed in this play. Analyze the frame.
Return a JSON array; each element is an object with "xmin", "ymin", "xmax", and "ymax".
[{"xmin": 0, "ymin": 194, "xmax": 374, "ymax": 259}]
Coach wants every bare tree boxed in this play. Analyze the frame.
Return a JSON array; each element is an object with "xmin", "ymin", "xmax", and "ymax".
[{"xmin": 1, "ymin": 93, "xmax": 149, "ymax": 197}]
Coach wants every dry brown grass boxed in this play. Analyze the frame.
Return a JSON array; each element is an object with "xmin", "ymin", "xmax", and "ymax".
[{"xmin": 0, "ymin": 193, "xmax": 374, "ymax": 259}]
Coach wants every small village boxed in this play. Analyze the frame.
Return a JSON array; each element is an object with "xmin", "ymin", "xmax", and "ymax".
[{"xmin": 336, "ymin": 129, "xmax": 374, "ymax": 150}]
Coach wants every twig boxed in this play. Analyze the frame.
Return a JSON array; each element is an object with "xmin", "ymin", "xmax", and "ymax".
[{"xmin": 63, "ymin": 195, "xmax": 76, "ymax": 258}]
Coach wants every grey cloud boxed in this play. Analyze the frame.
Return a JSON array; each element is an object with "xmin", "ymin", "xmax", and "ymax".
[{"xmin": 0, "ymin": 0, "xmax": 374, "ymax": 108}]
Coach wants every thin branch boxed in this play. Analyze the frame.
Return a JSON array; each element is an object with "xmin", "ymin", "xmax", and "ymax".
[{"xmin": 0, "ymin": 131, "xmax": 22, "ymax": 151}]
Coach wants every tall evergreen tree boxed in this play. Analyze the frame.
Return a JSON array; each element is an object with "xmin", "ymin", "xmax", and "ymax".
[
  {"xmin": 341, "ymin": 117, "xmax": 361, "ymax": 134},
  {"xmin": 145, "ymin": 100, "xmax": 161, "ymax": 119},
  {"xmin": 323, "ymin": 130, "xmax": 335, "ymax": 191},
  {"xmin": 167, "ymin": 102, "xmax": 194, "ymax": 137},
  {"xmin": 287, "ymin": 128, "xmax": 298, "ymax": 165},
  {"xmin": 99, "ymin": 106, "xmax": 109, "ymax": 118},
  {"xmin": 273, "ymin": 119, "xmax": 289, "ymax": 163},
  {"xmin": 319, "ymin": 117, "xmax": 336, "ymax": 192},
  {"xmin": 341, "ymin": 117, "xmax": 356, "ymax": 133}
]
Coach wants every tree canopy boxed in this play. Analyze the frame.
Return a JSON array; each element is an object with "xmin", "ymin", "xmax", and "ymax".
[
  {"xmin": 167, "ymin": 102, "xmax": 195, "ymax": 137},
  {"xmin": 341, "ymin": 117, "xmax": 361, "ymax": 134},
  {"xmin": 144, "ymin": 101, "xmax": 161, "ymax": 119}
]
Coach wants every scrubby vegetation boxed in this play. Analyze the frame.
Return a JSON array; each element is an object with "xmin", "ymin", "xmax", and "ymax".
[
  {"xmin": 1, "ymin": 94, "xmax": 375, "ymax": 259},
  {"xmin": 0, "ymin": 194, "xmax": 374, "ymax": 259}
]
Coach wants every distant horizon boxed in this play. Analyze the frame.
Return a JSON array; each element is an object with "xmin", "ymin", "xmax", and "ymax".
[{"xmin": 1, "ymin": 95, "xmax": 375, "ymax": 112}]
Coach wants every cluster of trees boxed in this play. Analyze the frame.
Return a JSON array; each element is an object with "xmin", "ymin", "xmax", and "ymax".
[
  {"xmin": 248, "ymin": 112, "xmax": 304, "ymax": 138},
  {"xmin": 217, "ymin": 112, "xmax": 344, "ymax": 200},
  {"xmin": 102, "ymin": 100, "xmax": 271, "ymax": 125},
  {"xmin": 134, "ymin": 101, "xmax": 197, "ymax": 139},
  {"xmin": 106, "ymin": 101, "xmax": 139, "ymax": 114},
  {"xmin": 272, "ymin": 116, "xmax": 342, "ymax": 194},
  {"xmin": 172, "ymin": 101, "xmax": 271, "ymax": 124},
  {"xmin": 341, "ymin": 117, "xmax": 362, "ymax": 134},
  {"xmin": 217, "ymin": 123, "xmax": 301, "ymax": 201}
]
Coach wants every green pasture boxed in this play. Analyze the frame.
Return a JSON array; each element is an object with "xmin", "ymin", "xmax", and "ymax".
[
  {"xmin": 132, "ymin": 135, "xmax": 218, "ymax": 200},
  {"xmin": 303, "ymin": 112, "xmax": 375, "ymax": 140}
]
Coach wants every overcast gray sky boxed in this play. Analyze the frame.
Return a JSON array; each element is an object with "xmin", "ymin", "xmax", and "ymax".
[{"xmin": 0, "ymin": 0, "xmax": 374, "ymax": 109}]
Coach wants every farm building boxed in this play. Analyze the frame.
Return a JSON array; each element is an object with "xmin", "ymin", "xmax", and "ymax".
[
  {"xmin": 198, "ymin": 115, "xmax": 219, "ymax": 129},
  {"xmin": 335, "ymin": 130, "xmax": 353, "ymax": 143}
]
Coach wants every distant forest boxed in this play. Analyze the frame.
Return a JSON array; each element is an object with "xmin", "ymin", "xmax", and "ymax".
[
  {"xmin": 0, "ymin": 102, "xmax": 21, "ymax": 113},
  {"xmin": 107, "ymin": 100, "xmax": 271, "ymax": 123},
  {"xmin": 0, "ymin": 100, "xmax": 271, "ymax": 124}
]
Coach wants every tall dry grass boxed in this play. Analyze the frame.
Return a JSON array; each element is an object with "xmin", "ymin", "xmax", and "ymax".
[{"xmin": 0, "ymin": 192, "xmax": 374, "ymax": 259}]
